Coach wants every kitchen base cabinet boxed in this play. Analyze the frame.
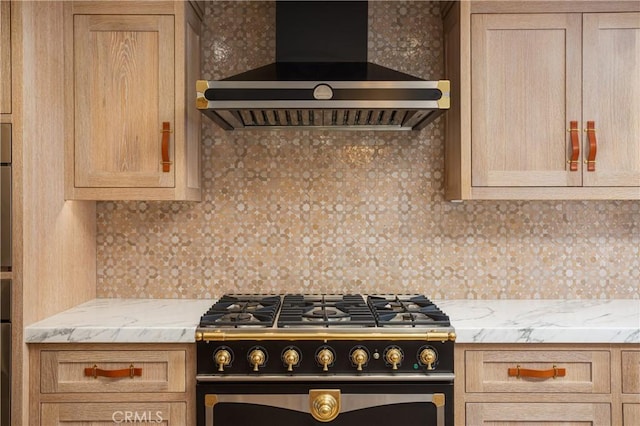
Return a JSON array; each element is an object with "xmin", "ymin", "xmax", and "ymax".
[
  {"xmin": 30, "ymin": 344, "xmax": 195, "ymax": 426},
  {"xmin": 64, "ymin": 1, "xmax": 202, "ymax": 201},
  {"xmin": 455, "ymin": 344, "xmax": 640, "ymax": 426},
  {"xmin": 41, "ymin": 402, "xmax": 186, "ymax": 425},
  {"xmin": 467, "ymin": 402, "xmax": 611, "ymax": 425}
]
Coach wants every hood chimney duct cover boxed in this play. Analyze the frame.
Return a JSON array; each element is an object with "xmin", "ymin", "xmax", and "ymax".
[{"xmin": 276, "ymin": 1, "xmax": 368, "ymax": 63}]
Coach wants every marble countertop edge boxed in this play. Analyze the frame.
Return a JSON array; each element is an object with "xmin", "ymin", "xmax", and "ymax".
[{"xmin": 24, "ymin": 298, "xmax": 640, "ymax": 345}]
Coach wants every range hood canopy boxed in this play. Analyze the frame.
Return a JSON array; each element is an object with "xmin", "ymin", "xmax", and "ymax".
[{"xmin": 197, "ymin": 1, "xmax": 450, "ymax": 131}]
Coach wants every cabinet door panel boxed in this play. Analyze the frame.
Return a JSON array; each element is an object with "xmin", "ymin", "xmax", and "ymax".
[
  {"xmin": 465, "ymin": 350, "xmax": 611, "ymax": 394},
  {"xmin": 582, "ymin": 13, "xmax": 640, "ymax": 188},
  {"xmin": 41, "ymin": 402, "xmax": 186, "ymax": 425},
  {"xmin": 40, "ymin": 349, "xmax": 186, "ymax": 393},
  {"xmin": 623, "ymin": 404, "xmax": 640, "ymax": 426},
  {"xmin": 467, "ymin": 402, "xmax": 611, "ymax": 425},
  {"xmin": 471, "ymin": 14, "xmax": 582, "ymax": 187},
  {"xmin": 0, "ymin": 1, "xmax": 10, "ymax": 113},
  {"xmin": 621, "ymin": 351, "xmax": 640, "ymax": 394},
  {"xmin": 74, "ymin": 14, "xmax": 175, "ymax": 188}
]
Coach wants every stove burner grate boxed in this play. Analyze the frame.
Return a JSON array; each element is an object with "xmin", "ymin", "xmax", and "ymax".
[
  {"xmin": 368, "ymin": 295, "xmax": 450, "ymax": 327},
  {"xmin": 278, "ymin": 294, "xmax": 376, "ymax": 327},
  {"xmin": 199, "ymin": 295, "xmax": 281, "ymax": 327}
]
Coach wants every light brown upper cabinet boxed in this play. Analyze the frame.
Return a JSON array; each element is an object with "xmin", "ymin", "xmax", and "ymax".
[
  {"xmin": 443, "ymin": 2, "xmax": 640, "ymax": 200},
  {"xmin": 0, "ymin": 1, "xmax": 11, "ymax": 114},
  {"xmin": 65, "ymin": 2, "xmax": 202, "ymax": 201}
]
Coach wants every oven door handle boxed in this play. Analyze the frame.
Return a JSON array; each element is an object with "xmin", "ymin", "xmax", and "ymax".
[{"xmin": 205, "ymin": 392, "xmax": 446, "ymax": 426}]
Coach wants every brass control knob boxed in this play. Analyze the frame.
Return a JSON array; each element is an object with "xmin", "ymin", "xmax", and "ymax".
[
  {"xmin": 310, "ymin": 392, "xmax": 340, "ymax": 422},
  {"xmin": 419, "ymin": 348, "xmax": 437, "ymax": 370},
  {"xmin": 351, "ymin": 348, "xmax": 368, "ymax": 371},
  {"xmin": 214, "ymin": 349, "xmax": 232, "ymax": 372},
  {"xmin": 283, "ymin": 348, "xmax": 300, "ymax": 372},
  {"xmin": 385, "ymin": 347, "xmax": 403, "ymax": 370},
  {"xmin": 317, "ymin": 348, "xmax": 335, "ymax": 372},
  {"xmin": 249, "ymin": 349, "xmax": 266, "ymax": 372}
]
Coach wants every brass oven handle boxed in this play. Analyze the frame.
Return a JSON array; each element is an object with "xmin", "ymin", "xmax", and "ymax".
[
  {"xmin": 161, "ymin": 122, "xmax": 172, "ymax": 172},
  {"xmin": 508, "ymin": 364, "xmax": 566, "ymax": 379},
  {"xmin": 310, "ymin": 390, "xmax": 340, "ymax": 422},
  {"xmin": 84, "ymin": 364, "xmax": 142, "ymax": 379},
  {"xmin": 585, "ymin": 121, "xmax": 597, "ymax": 171},
  {"xmin": 567, "ymin": 121, "xmax": 580, "ymax": 171}
]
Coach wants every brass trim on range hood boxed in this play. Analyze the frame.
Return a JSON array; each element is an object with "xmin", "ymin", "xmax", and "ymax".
[{"xmin": 196, "ymin": 79, "xmax": 450, "ymax": 131}]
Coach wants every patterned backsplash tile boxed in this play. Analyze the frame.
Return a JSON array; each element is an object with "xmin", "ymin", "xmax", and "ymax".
[{"xmin": 96, "ymin": 1, "xmax": 640, "ymax": 299}]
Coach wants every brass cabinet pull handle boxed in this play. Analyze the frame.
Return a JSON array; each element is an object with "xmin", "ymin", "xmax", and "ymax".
[
  {"xmin": 84, "ymin": 364, "xmax": 142, "ymax": 379},
  {"xmin": 508, "ymin": 364, "xmax": 566, "ymax": 379},
  {"xmin": 567, "ymin": 121, "xmax": 580, "ymax": 171},
  {"xmin": 585, "ymin": 121, "xmax": 597, "ymax": 171},
  {"xmin": 161, "ymin": 122, "xmax": 172, "ymax": 172}
]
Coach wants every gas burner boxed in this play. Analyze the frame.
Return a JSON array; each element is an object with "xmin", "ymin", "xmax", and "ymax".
[
  {"xmin": 302, "ymin": 307, "xmax": 350, "ymax": 322},
  {"xmin": 368, "ymin": 295, "xmax": 450, "ymax": 327},
  {"xmin": 278, "ymin": 294, "xmax": 376, "ymax": 327},
  {"xmin": 199, "ymin": 295, "xmax": 281, "ymax": 328}
]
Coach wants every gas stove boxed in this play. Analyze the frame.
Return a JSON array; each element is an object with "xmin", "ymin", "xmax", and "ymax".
[
  {"xmin": 196, "ymin": 294, "xmax": 455, "ymax": 376},
  {"xmin": 196, "ymin": 294, "xmax": 455, "ymax": 426}
]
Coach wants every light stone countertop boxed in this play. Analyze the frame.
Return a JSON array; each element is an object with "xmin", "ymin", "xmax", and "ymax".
[
  {"xmin": 24, "ymin": 298, "xmax": 640, "ymax": 344},
  {"xmin": 24, "ymin": 298, "xmax": 213, "ymax": 343},
  {"xmin": 437, "ymin": 299, "xmax": 640, "ymax": 344}
]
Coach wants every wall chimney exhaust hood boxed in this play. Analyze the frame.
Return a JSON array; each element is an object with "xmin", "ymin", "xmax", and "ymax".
[{"xmin": 197, "ymin": 1, "xmax": 450, "ymax": 131}]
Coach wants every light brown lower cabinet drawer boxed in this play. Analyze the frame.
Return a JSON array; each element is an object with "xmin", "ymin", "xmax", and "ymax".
[
  {"xmin": 466, "ymin": 402, "xmax": 611, "ymax": 425},
  {"xmin": 622, "ymin": 351, "xmax": 640, "ymax": 394},
  {"xmin": 623, "ymin": 403, "xmax": 640, "ymax": 426},
  {"xmin": 41, "ymin": 402, "xmax": 186, "ymax": 425},
  {"xmin": 465, "ymin": 350, "xmax": 611, "ymax": 393},
  {"xmin": 40, "ymin": 350, "xmax": 186, "ymax": 393}
]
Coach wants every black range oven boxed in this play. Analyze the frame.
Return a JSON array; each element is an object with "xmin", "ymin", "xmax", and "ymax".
[{"xmin": 196, "ymin": 294, "xmax": 455, "ymax": 426}]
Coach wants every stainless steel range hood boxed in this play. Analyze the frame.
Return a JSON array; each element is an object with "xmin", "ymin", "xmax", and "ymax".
[{"xmin": 197, "ymin": 1, "xmax": 450, "ymax": 131}]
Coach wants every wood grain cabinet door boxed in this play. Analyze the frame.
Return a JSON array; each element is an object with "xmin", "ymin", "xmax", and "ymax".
[
  {"xmin": 40, "ymin": 349, "xmax": 186, "ymax": 394},
  {"xmin": 465, "ymin": 349, "xmax": 611, "ymax": 394},
  {"xmin": 0, "ymin": 1, "xmax": 10, "ymax": 114},
  {"xmin": 73, "ymin": 14, "xmax": 175, "ymax": 188},
  {"xmin": 467, "ymin": 402, "xmax": 611, "ymax": 425},
  {"xmin": 621, "ymin": 350, "xmax": 640, "ymax": 394},
  {"xmin": 582, "ymin": 12, "xmax": 640, "ymax": 188},
  {"xmin": 41, "ymin": 402, "xmax": 186, "ymax": 425},
  {"xmin": 471, "ymin": 13, "xmax": 583, "ymax": 188}
]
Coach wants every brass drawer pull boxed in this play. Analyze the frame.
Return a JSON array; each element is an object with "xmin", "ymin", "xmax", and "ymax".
[
  {"xmin": 508, "ymin": 364, "xmax": 566, "ymax": 379},
  {"xmin": 84, "ymin": 364, "xmax": 142, "ymax": 379}
]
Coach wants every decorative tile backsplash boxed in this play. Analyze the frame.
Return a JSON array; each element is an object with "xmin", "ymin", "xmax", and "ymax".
[{"xmin": 96, "ymin": 1, "xmax": 640, "ymax": 299}]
